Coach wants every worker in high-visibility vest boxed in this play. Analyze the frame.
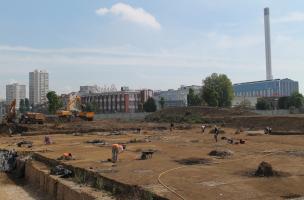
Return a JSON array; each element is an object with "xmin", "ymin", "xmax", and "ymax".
[{"xmin": 112, "ymin": 144, "xmax": 126, "ymax": 163}]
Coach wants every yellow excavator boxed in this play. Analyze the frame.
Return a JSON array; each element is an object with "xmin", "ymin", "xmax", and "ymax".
[
  {"xmin": 56, "ymin": 97, "xmax": 76, "ymax": 122},
  {"xmin": 56, "ymin": 96, "xmax": 94, "ymax": 122},
  {"xmin": 75, "ymin": 96, "xmax": 95, "ymax": 121},
  {"xmin": 0, "ymin": 99, "xmax": 28, "ymax": 134},
  {"xmin": 4, "ymin": 99, "xmax": 17, "ymax": 123}
]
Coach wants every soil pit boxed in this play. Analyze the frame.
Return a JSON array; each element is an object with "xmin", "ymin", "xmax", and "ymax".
[
  {"xmin": 208, "ymin": 149, "xmax": 233, "ymax": 158},
  {"xmin": 175, "ymin": 158, "xmax": 211, "ymax": 165}
]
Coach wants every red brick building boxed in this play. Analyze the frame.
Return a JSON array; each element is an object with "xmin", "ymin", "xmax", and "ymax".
[{"xmin": 81, "ymin": 89, "xmax": 153, "ymax": 113}]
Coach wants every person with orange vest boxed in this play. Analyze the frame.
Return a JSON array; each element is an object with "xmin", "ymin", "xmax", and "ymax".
[{"xmin": 112, "ymin": 144, "xmax": 126, "ymax": 163}]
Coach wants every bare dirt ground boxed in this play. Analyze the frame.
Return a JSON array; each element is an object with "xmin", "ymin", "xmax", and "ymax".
[
  {"xmin": 0, "ymin": 173, "xmax": 53, "ymax": 200},
  {"xmin": 1, "ymin": 120, "xmax": 304, "ymax": 200}
]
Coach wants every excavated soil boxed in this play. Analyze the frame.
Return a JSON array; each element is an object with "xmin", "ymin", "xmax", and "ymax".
[{"xmin": 0, "ymin": 119, "xmax": 304, "ymax": 199}]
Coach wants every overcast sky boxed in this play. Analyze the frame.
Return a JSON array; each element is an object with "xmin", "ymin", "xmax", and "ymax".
[{"xmin": 1, "ymin": 0, "xmax": 304, "ymax": 98}]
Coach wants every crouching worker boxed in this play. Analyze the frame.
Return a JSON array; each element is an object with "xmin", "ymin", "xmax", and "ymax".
[
  {"xmin": 44, "ymin": 135, "xmax": 52, "ymax": 145},
  {"xmin": 264, "ymin": 127, "xmax": 272, "ymax": 134},
  {"xmin": 112, "ymin": 144, "xmax": 126, "ymax": 163}
]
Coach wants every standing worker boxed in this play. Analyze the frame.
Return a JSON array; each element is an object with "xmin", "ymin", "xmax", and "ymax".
[
  {"xmin": 201, "ymin": 124, "xmax": 206, "ymax": 133},
  {"xmin": 111, "ymin": 144, "xmax": 126, "ymax": 163},
  {"xmin": 170, "ymin": 122, "xmax": 174, "ymax": 132},
  {"xmin": 214, "ymin": 125, "xmax": 219, "ymax": 142}
]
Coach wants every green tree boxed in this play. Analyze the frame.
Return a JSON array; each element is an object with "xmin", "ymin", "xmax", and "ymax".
[
  {"xmin": 202, "ymin": 73, "xmax": 233, "ymax": 107},
  {"xmin": 278, "ymin": 96, "xmax": 289, "ymax": 109},
  {"xmin": 256, "ymin": 98, "xmax": 271, "ymax": 110},
  {"xmin": 187, "ymin": 88, "xmax": 201, "ymax": 106},
  {"xmin": 143, "ymin": 97, "xmax": 157, "ymax": 112},
  {"xmin": 288, "ymin": 92, "xmax": 304, "ymax": 108},
  {"xmin": 19, "ymin": 99, "xmax": 26, "ymax": 113},
  {"xmin": 47, "ymin": 91, "xmax": 63, "ymax": 114},
  {"xmin": 84, "ymin": 102, "xmax": 96, "ymax": 112},
  {"xmin": 25, "ymin": 98, "xmax": 30, "ymax": 111},
  {"xmin": 159, "ymin": 97, "xmax": 165, "ymax": 109}
]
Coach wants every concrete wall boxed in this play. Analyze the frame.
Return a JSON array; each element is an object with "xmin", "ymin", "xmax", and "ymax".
[
  {"xmin": 94, "ymin": 112, "xmax": 149, "ymax": 120},
  {"xmin": 253, "ymin": 109, "xmax": 300, "ymax": 115},
  {"xmin": 232, "ymin": 96, "xmax": 258, "ymax": 108},
  {"xmin": 254, "ymin": 109, "xmax": 288, "ymax": 115}
]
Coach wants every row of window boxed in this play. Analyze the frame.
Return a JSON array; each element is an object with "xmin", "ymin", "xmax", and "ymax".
[{"xmin": 234, "ymin": 89, "xmax": 275, "ymax": 97}]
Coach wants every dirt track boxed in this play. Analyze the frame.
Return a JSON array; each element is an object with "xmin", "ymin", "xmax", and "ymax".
[{"xmin": 1, "ymin": 120, "xmax": 304, "ymax": 200}]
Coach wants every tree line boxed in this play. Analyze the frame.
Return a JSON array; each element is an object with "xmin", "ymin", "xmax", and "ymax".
[
  {"xmin": 256, "ymin": 92, "xmax": 304, "ymax": 110},
  {"xmin": 151, "ymin": 73, "xmax": 234, "ymax": 110}
]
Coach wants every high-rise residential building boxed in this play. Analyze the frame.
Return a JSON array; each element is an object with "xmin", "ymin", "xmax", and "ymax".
[
  {"xmin": 29, "ymin": 70, "xmax": 49, "ymax": 105},
  {"xmin": 0, "ymin": 100, "xmax": 6, "ymax": 119},
  {"xmin": 6, "ymin": 83, "xmax": 26, "ymax": 109}
]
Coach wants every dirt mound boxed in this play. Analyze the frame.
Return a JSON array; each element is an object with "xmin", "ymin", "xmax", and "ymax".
[
  {"xmin": 255, "ymin": 161, "xmax": 275, "ymax": 177},
  {"xmin": 175, "ymin": 158, "xmax": 211, "ymax": 165},
  {"xmin": 208, "ymin": 150, "xmax": 233, "ymax": 158},
  {"xmin": 145, "ymin": 106, "xmax": 256, "ymax": 123}
]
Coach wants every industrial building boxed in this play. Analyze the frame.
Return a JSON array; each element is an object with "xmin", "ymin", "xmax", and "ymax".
[
  {"xmin": 81, "ymin": 88, "xmax": 153, "ymax": 113},
  {"xmin": 6, "ymin": 83, "xmax": 26, "ymax": 109},
  {"xmin": 29, "ymin": 70, "xmax": 49, "ymax": 106},
  {"xmin": 233, "ymin": 8, "xmax": 299, "ymax": 99},
  {"xmin": 153, "ymin": 85, "xmax": 201, "ymax": 109},
  {"xmin": 79, "ymin": 85, "xmax": 101, "ymax": 95},
  {"xmin": 233, "ymin": 79, "xmax": 299, "ymax": 97}
]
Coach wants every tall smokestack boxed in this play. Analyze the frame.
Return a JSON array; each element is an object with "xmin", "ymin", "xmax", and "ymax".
[{"xmin": 264, "ymin": 7, "xmax": 273, "ymax": 80}]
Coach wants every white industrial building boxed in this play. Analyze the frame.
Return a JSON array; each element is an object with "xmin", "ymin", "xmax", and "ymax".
[
  {"xmin": 79, "ymin": 85, "xmax": 101, "ymax": 95},
  {"xmin": 6, "ymin": 83, "xmax": 26, "ymax": 109},
  {"xmin": 153, "ymin": 85, "xmax": 201, "ymax": 109},
  {"xmin": 29, "ymin": 70, "xmax": 49, "ymax": 105}
]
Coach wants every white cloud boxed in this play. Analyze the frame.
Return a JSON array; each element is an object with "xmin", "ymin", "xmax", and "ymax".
[
  {"xmin": 96, "ymin": 3, "xmax": 161, "ymax": 30},
  {"xmin": 273, "ymin": 12, "xmax": 304, "ymax": 23}
]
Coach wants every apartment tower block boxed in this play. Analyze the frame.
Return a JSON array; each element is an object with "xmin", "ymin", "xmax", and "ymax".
[{"xmin": 29, "ymin": 70, "xmax": 49, "ymax": 105}]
